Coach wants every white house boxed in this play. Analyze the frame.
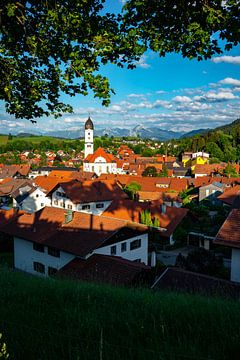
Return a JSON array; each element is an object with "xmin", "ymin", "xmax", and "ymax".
[
  {"xmin": 13, "ymin": 186, "xmax": 51, "ymax": 213},
  {"xmin": 51, "ymin": 179, "xmax": 127, "ymax": 215},
  {"xmin": 1, "ymin": 207, "xmax": 149, "ymax": 277},
  {"xmin": 214, "ymin": 209, "xmax": 240, "ymax": 283}
]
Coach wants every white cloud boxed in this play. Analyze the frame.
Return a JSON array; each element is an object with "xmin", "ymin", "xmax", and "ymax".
[
  {"xmin": 194, "ymin": 90, "xmax": 238, "ymax": 102},
  {"xmin": 156, "ymin": 90, "xmax": 166, "ymax": 94},
  {"xmin": 172, "ymin": 96, "xmax": 192, "ymax": 103},
  {"xmin": 219, "ymin": 77, "xmax": 240, "ymax": 86},
  {"xmin": 135, "ymin": 55, "xmax": 150, "ymax": 69},
  {"xmin": 212, "ymin": 56, "xmax": 240, "ymax": 65}
]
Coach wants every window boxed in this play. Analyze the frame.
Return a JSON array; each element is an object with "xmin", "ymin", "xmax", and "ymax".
[
  {"xmin": 41, "ymin": 203, "xmax": 44, "ymax": 207},
  {"xmin": 54, "ymin": 200, "xmax": 58, "ymax": 205},
  {"xmin": 88, "ymin": 132, "xmax": 90, "ymax": 136},
  {"xmin": 130, "ymin": 239, "xmax": 141, "ymax": 250},
  {"xmin": 96, "ymin": 203, "xmax": 104, "ymax": 209},
  {"xmin": 121, "ymin": 242, "xmax": 127, "ymax": 252},
  {"xmin": 33, "ymin": 243, "xmax": 44, "ymax": 253},
  {"xmin": 67, "ymin": 205, "xmax": 72, "ymax": 210},
  {"xmin": 48, "ymin": 267, "xmax": 58, "ymax": 276},
  {"xmin": 33, "ymin": 262, "xmax": 45, "ymax": 274},
  {"xmin": 92, "ymin": 166, "xmax": 94, "ymax": 172},
  {"xmin": 87, "ymin": 145, "xmax": 91, "ymax": 148},
  {"xmin": 82, "ymin": 204, "xmax": 90, "ymax": 210},
  {"xmin": 56, "ymin": 191, "xmax": 66, "ymax": 198},
  {"xmin": 48, "ymin": 247, "xmax": 60, "ymax": 258},
  {"xmin": 111, "ymin": 245, "xmax": 116, "ymax": 255},
  {"xmin": 36, "ymin": 194, "xmax": 39, "ymax": 198}
]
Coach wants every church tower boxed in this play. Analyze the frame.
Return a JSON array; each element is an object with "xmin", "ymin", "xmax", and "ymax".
[{"xmin": 84, "ymin": 116, "xmax": 94, "ymax": 159}]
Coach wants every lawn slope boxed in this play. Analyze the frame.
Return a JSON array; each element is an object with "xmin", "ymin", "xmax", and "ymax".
[{"xmin": 0, "ymin": 269, "xmax": 240, "ymax": 360}]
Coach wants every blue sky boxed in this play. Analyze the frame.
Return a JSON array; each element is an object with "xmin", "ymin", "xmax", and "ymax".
[{"xmin": 0, "ymin": 0, "xmax": 240, "ymax": 135}]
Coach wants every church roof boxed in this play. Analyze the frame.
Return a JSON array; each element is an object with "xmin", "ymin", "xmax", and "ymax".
[
  {"xmin": 84, "ymin": 148, "xmax": 116, "ymax": 163},
  {"xmin": 85, "ymin": 116, "xmax": 94, "ymax": 130}
]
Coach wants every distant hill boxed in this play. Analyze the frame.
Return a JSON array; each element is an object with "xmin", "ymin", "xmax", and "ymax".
[
  {"xmin": 180, "ymin": 128, "xmax": 210, "ymax": 139},
  {"xmin": 177, "ymin": 118, "xmax": 240, "ymax": 162}
]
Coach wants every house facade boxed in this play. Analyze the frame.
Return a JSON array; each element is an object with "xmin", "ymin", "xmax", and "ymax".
[
  {"xmin": 1, "ymin": 207, "xmax": 149, "ymax": 277},
  {"xmin": 214, "ymin": 209, "xmax": 240, "ymax": 283}
]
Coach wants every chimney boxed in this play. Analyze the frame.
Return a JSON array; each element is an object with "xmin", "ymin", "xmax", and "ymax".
[
  {"xmin": 161, "ymin": 203, "xmax": 167, "ymax": 214},
  {"xmin": 64, "ymin": 209, "xmax": 73, "ymax": 224}
]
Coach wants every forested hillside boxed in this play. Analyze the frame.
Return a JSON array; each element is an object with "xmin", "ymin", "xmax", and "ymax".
[{"xmin": 176, "ymin": 119, "xmax": 240, "ymax": 162}]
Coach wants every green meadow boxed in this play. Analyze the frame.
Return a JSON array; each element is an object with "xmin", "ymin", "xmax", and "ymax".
[{"xmin": 0, "ymin": 268, "xmax": 240, "ymax": 360}]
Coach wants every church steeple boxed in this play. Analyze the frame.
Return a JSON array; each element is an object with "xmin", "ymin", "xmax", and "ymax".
[
  {"xmin": 84, "ymin": 116, "xmax": 94, "ymax": 159},
  {"xmin": 85, "ymin": 116, "xmax": 94, "ymax": 130}
]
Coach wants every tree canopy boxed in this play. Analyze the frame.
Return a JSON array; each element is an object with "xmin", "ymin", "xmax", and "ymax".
[{"xmin": 1, "ymin": 0, "xmax": 239, "ymax": 120}]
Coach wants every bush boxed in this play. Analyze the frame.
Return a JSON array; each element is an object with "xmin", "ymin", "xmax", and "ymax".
[
  {"xmin": 175, "ymin": 248, "xmax": 224, "ymax": 277},
  {"xmin": 0, "ymin": 333, "xmax": 9, "ymax": 359}
]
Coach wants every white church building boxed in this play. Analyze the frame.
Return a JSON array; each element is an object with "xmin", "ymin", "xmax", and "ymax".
[{"xmin": 83, "ymin": 117, "xmax": 121, "ymax": 176}]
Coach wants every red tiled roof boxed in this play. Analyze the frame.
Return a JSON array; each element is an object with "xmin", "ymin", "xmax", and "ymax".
[
  {"xmin": 152, "ymin": 267, "xmax": 240, "ymax": 299},
  {"xmin": 194, "ymin": 163, "xmax": 225, "ymax": 175},
  {"xmin": 0, "ymin": 208, "xmax": 25, "ymax": 228},
  {"xmin": 34, "ymin": 176, "xmax": 70, "ymax": 194},
  {"xmin": 218, "ymin": 185, "xmax": 240, "ymax": 206},
  {"xmin": 0, "ymin": 179, "xmax": 33, "ymax": 196},
  {"xmin": 1, "ymin": 207, "xmax": 145, "ymax": 257},
  {"xmin": 84, "ymin": 148, "xmax": 116, "ymax": 163},
  {"xmin": 58, "ymin": 254, "xmax": 150, "ymax": 286},
  {"xmin": 214, "ymin": 209, "xmax": 240, "ymax": 248},
  {"xmin": 102, "ymin": 199, "xmax": 188, "ymax": 237},
  {"xmin": 59, "ymin": 179, "xmax": 127, "ymax": 204}
]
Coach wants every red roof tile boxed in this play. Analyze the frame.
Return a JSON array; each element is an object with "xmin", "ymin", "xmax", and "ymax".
[
  {"xmin": 103, "ymin": 199, "xmax": 188, "ymax": 237},
  {"xmin": 1, "ymin": 207, "xmax": 146, "ymax": 257},
  {"xmin": 84, "ymin": 148, "xmax": 116, "ymax": 163},
  {"xmin": 59, "ymin": 179, "xmax": 127, "ymax": 204},
  {"xmin": 214, "ymin": 209, "xmax": 240, "ymax": 248},
  {"xmin": 58, "ymin": 254, "xmax": 150, "ymax": 286},
  {"xmin": 218, "ymin": 185, "xmax": 240, "ymax": 206}
]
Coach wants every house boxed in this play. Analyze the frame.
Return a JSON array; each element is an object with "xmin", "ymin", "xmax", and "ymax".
[
  {"xmin": 0, "ymin": 164, "xmax": 30, "ymax": 180},
  {"xmin": 182, "ymin": 151, "xmax": 209, "ymax": 168},
  {"xmin": 28, "ymin": 166, "xmax": 79, "ymax": 179},
  {"xmin": 0, "ymin": 179, "xmax": 34, "ymax": 208},
  {"xmin": 51, "ymin": 179, "xmax": 128, "ymax": 214},
  {"xmin": 217, "ymin": 185, "xmax": 240, "ymax": 208},
  {"xmin": 102, "ymin": 199, "xmax": 188, "ymax": 247},
  {"xmin": 199, "ymin": 182, "xmax": 226, "ymax": 203},
  {"xmin": 152, "ymin": 267, "xmax": 240, "ymax": 299},
  {"xmin": 58, "ymin": 254, "xmax": 151, "ymax": 287},
  {"xmin": 214, "ymin": 209, "xmax": 240, "ymax": 282},
  {"xmin": 193, "ymin": 163, "xmax": 225, "ymax": 178},
  {"xmin": 0, "ymin": 207, "xmax": 149, "ymax": 276}
]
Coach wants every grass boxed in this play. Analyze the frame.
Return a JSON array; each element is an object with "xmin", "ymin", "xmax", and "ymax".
[
  {"xmin": 0, "ymin": 269, "xmax": 240, "ymax": 359},
  {"xmin": 0, "ymin": 135, "xmax": 8, "ymax": 146},
  {"xmin": 0, "ymin": 253, "xmax": 13, "ymax": 268}
]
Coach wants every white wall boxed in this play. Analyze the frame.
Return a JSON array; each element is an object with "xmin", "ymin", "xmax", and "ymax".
[
  {"xmin": 84, "ymin": 158, "xmax": 117, "ymax": 176},
  {"xmin": 231, "ymin": 248, "xmax": 240, "ymax": 283},
  {"xmin": 14, "ymin": 237, "xmax": 74, "ymax": 276},
  {"xmin": 84, "ymin": 128, "xmax": 94, "ymax": 158},
  {"xmin": 20, "ymin": 189, "xmax": 51, "ymax": 213},
  {"xmin": 52, "ymin": 186, "xmax": 111, "ymax": 214},
  {"xmin": 93, "ymin": 233, "xmax": 148, "ymax": 265}
]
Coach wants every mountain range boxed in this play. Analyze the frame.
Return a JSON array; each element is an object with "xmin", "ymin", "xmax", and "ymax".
[{"xmin": 17, "ymin": 124, "xmax": 208, "ymax": 141}]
